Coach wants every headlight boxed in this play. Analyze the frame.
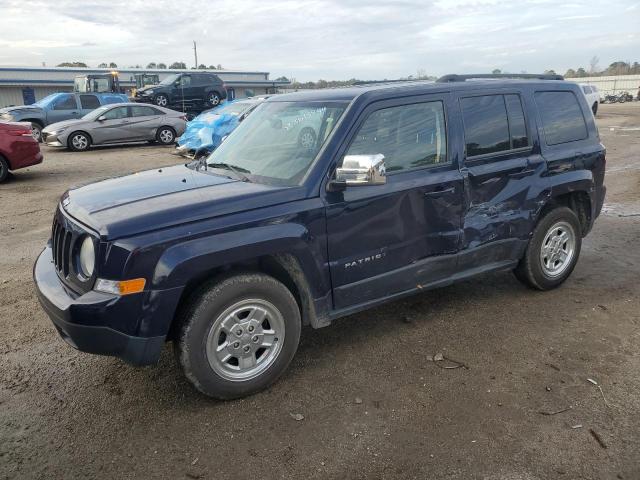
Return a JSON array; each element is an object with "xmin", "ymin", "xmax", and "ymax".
[
  {"xmin": 1, "ymin": 113, "xmax": 13, "ymax": 121},
  {"xmin": 144, "ymin": 90, "xmax": 154, "ymax": 95},
  {"xmin": 78, "ymin": 236, "xmax": 95, "ymax": 277}
]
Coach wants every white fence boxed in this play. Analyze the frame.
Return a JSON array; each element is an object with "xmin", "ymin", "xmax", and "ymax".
[{"xmin": 566, "ymin": 74, "xmax": 640, "ymax": 97}]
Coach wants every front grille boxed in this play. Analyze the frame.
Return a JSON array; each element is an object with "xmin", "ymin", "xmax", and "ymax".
[{"xmin": 51, "ymin": 207, "xmax": 95, "ymax": 294}]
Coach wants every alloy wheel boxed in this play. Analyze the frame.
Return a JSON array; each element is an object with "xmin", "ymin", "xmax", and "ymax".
[
  {"xmin": 205, "ymin": 299, "xmax": 285, "ymax": 381},
  {"xmin": 539, "ymin": 221, "xmax": 576, "ymax": 278}
]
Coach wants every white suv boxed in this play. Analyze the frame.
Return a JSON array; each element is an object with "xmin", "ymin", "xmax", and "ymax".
[{"xmin": 580, "ymin": 84, "xmax": 600, "ymax": 116}]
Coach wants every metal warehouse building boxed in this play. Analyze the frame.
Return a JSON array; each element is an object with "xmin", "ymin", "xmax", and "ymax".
[{"xmin": 0, "ymin": 67, "xmax": 290, "ymax": 107}]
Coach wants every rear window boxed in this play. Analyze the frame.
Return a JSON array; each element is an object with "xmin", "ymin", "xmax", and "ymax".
[{"xmin": 535, "ymin": 91, "xmax": 588, "ymax": 145}]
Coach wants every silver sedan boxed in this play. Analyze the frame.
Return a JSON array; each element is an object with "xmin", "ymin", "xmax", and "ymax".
[{"xmin": 42, "ymin": 103, "xmax": 187, "ymax": 151}]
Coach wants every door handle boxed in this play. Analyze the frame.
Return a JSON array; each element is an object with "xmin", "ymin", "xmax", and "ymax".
[
  {"xmin": 508, "ymin": 169, "xmax": 535, "ymax": 179},
  {"xmin": 424, "ymin": 186, "xmax": 455, "ymax": 198}
]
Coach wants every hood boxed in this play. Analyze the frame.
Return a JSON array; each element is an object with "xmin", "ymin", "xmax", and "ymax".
[
  {"xmin": 43, "ymin": 118, "xmax": 85, "ymax": 132},
  {"xmin": 0, "ymin": 105, "xmax": 43, "ymax": 115},
  {"xmin": 62, "ymin": 165, "xmax": 299, "ymax": 239},
  {"xmin": 137, "ymin": 85, "xmax": 161, "ymax": 93}
]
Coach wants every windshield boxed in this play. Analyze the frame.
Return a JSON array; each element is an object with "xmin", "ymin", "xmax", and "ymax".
[
  {"xmin": 159, "ymin": 74, "xmax": 180, "ymax": 86},
  {"xmin": 204, "ymin": 101, "xmax": 347, "ymax": 186},
  {"xmin": 81, "ymin": 105, "xmax": 110, "ymax": 120}
]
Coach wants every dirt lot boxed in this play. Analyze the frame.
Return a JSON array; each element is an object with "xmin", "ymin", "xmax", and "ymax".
[{"xmin": 1, "ymin": 103, "xmax": 639, "ymax": 480}]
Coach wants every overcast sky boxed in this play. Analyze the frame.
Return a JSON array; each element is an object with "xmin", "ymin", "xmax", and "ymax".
[{"xmin": 0, "ymin": 0, "xmax": 638, "ymax": 81}]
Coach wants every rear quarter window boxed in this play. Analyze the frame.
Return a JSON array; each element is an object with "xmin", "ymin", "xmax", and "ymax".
[{"xmin": 535, "ymin": 91, "xmax": 588, "ymax": 146}]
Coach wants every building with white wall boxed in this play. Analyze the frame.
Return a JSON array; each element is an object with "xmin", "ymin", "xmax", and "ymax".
[{"xmin": 0, "ymin": 66, "xmax": 290, "ymax": 107}]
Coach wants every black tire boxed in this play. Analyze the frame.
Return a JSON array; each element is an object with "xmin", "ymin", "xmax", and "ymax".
[
  {"xmin": 30, "ymin": 122, "xmax": 43, "ymax": 143},
  {"xmin": 592, "ymin": 102, "xmax": 598, "ymax": 116},
  {"xmin": 67, "ymin": 131, "xmax": 91, "ymax": 152},
  {"xmin": 297, "ymin": 127, "xmax": 317, "ymax": 150},
  {"xmin": 514, "ymin": 207, "xmax": 582, "ymax": 291},
  {"xmin": 0, "ymin": 156, "xmax": 9, "ymax": 183},
  {"xmin": 156, "ymin": 126, "xmax": 176, "ymax": 145},
  {"xmin": 175, "ymin": 273, "xmax": 301, "ymax": 399},
  {"xmin": 154, "ymin": 94, "xmax": 169, "ymax": 107}
]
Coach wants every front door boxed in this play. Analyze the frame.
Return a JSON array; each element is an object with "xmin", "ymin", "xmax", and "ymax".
[
  {"xmin": 325, "ymin": 95, "xmax": 464, "ymax": 309},
  {"xmin": 47, "ymin": 94, "xmax": 80, "ymax": 124},
  {"xmin": 91, "ymin": 105, "xmax": 132, "ymax": 144}
]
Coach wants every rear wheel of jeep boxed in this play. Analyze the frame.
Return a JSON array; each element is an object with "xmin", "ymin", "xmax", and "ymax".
[
  {"xmin": 207, "ymin": 91, "xmax": 221, "ymax": 106},
  {"xmin": 514, "ymin": 206, "xmax": 582, "ymax": 291},
  {"xmin": 154, "ymin": 94, "xmax": 169, "ymax": 107},
  {"xmin": 175, "ymin": 273, "xmax": 301, "ymax": 399}
]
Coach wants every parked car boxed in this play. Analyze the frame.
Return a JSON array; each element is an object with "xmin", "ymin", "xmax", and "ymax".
[
  {"xmin": 0, "ymin": 121, "xmax": 43, "ymax": 182},
  {"xmin": 175, "ymin": 98, "xmax": 266, "ymax": 158},
  {"xmin": 0, "ymin": 92, "xmax": 129, "ymax": 142},
  {"xmin": 34, "ymin": 74, "xmax": 606, "ymax": 399},
  {"xmin": 133, "ymin": 72, "xmax": 227, "ymax": 108},
  {"xmin": 42, "ymin": 103, "xmax": 187, "ymax": 151},
  {"xmin": 579, "ymin": 83, "xmax": 599, "ymax": 115}
]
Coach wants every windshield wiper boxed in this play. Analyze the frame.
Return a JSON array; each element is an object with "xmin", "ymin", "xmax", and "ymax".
[{"xmin": 208, "ymin": 162, "xmax": 252, "ymax": 182}]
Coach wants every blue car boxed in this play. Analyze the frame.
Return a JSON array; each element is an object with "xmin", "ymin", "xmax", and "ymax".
[
  {"xmin": 0, "ymin": 92, "xmax": 129, "ymax": 142},
  {"xmin": 175, "ymin": 98, "xmax": 266, "ymax": 157}
]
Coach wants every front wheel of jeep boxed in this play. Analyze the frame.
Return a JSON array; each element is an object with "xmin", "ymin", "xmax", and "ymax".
[
  {"xmin": 175, "ymin": 273, "xmax": 301, "ymax": 399},
  {"xmin": 514, "ymin": 206, "xmax": 582, "ymax": 291}
]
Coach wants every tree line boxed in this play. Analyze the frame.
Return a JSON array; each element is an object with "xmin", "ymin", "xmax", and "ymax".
[
  {"xmin": 56, "ymin": 62, "xmax": 224, "ymax": 70},
  {"xmin": 563, "ymin": 59, "xmax": 640, "ymax": 78}
]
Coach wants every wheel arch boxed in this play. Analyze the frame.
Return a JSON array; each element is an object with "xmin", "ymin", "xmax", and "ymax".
[
  {"xmin": 67, "ymin": 130, "xmax": 93, "ymax": 148},
  {"xmin": 538, "ymin": 185, "xmax": 593, "ymax": 237},
  {"xmin": 153, "ymin": 225, "xmax": 327, "ymax": 338}
]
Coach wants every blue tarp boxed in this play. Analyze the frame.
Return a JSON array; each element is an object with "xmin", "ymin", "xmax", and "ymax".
[{"xmin": 176, "ymin": 99, "xmax": 261, "ymax": 153}]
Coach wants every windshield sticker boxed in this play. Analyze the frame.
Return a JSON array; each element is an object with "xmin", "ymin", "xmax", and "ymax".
[{"xmin": 283, "ymin": 107, "xmax": 326, "ymax": 131}]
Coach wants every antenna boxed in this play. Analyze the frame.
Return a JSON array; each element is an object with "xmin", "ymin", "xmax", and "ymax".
[{"xmin": 193, "ymin": 41, "xmax": 198, "ymax": 69}]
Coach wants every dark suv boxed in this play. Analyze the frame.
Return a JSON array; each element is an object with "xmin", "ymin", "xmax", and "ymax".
[
  {"xmin": 34, "ymin": 74, "xmax": 606, "ymax": 399},
  {"xmin": 133, "ymin": 72, "xmax": 227, "ymax": 108}
]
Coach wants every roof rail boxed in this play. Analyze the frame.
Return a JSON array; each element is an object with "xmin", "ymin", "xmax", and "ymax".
[
  {"xmin": 351, "ymin": 79, "xmax": 429, "ymax": 86},
  {"xmin": 436, "ymin": 73, "xmax": 564, "ymax": 83}
]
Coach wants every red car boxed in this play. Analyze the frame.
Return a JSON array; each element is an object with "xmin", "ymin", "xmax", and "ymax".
[{"xmin": 0, "ymin": 121, "xmax": 43, "ymax": 182}]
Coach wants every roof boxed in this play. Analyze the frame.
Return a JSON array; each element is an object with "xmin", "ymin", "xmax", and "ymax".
[{"xmin": 269, "ymin": 78, "xmax": 571, "ymax": 103}]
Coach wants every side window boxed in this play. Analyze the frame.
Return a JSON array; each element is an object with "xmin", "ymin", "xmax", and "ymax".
[
  {"xmin": 461, "ymin": 95, "xmax": 510, "ymax": 157},
  {"xmin": 346, "ymin": 101, "xmax": 448, "ymax": 173},
  {"xmin": 79, "ymin": 95, "xmax": 100, "ymax": 110},
  {"xmin": 504, "ymin": 94, "xmax": 529, "ymax": 149},
  {"xmin": 179, "ymin": 75, "xmax": 191, "ymax": 87},
  {"xmin": 52, "ymin": 94, "xmax": 77, "ymax": 110},
  {"xmin": 535, "ymin": 91, "xmax": 588, "ymax": 145},
  {"xmin": 131, "ymin": 106, "xmax": 160, "ymax": 117},
  {"xmin": 102, "ymin": 106, "xmax": 129, "ymax": 120}
]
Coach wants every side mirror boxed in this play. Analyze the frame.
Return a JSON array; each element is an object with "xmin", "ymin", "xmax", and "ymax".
[
  {"xmin": 333, "ymin": 154, "xmax": 386, "ymax": 188},
  {"xmin": 97, "ymin": 115, "xmax": 106, "ymax": 122}
]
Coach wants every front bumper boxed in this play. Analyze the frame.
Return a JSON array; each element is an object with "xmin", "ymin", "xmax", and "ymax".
[
  {"xmin": 33, "ymin": 246, "xmax": 166, "ymax": 366},
  {"xmin": 132, "ymin": 95, "xmax": 153, "ymax": 104},
  {"xmin": 42, "ymin": 132, "xmax": 64, "ymax": 147}
]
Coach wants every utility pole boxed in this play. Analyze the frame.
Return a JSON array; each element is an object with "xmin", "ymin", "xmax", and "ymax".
[{"xmin": 193, "ymin": 41, "xmax": 198, "ymax": 69}]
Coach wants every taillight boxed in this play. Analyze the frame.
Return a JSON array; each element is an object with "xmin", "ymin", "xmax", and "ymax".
[
  {"xmin": 7, "ymin": 129, "xmax": 33, "ymax": 137},
  {"xmin": 179, "ymin": 115, "xmax": 188, "ymax": 121}
]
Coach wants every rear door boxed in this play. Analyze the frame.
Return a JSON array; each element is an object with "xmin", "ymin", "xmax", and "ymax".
[
  {"xmin": 456, "ymin": 91, "xmax": 544, "ymax": 262},
  {"xmin": 128, "ymin": 105, "xmax": 164, "ymax": 140},
  {"xmin": 90, "ymin": 105, "xmax": 132, "ymax": 144},
  {"xmin": 325, "ymin": 94, "xmax": 464, "ymax": 309},
  {"xmin": 79, "ymin": 94, "xmax": 101, "ymax": 116}
]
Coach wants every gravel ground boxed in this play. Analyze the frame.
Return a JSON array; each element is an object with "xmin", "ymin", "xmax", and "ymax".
[{"xmin": 1, "ymin": 104, "xmax": 639, "ymax": 480}]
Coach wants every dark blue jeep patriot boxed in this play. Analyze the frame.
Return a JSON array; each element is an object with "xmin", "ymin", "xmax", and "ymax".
[{"xmin": 34, "ymin": 74, "xmax": 606, "ymax": 399}]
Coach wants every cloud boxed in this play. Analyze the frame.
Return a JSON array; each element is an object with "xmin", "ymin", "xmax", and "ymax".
[{"xmin": 0, "ymin": 0, "xmax": 638, "ymax": 79}]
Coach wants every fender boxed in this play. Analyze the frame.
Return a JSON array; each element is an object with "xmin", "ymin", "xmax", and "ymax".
[
  {"xmin": 151, "ymin": 222, "xmax": 329, "ymax": 298},
  {"xmin": 534, "ymin": 168, "xmax": 596, "ymax": 228}
]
